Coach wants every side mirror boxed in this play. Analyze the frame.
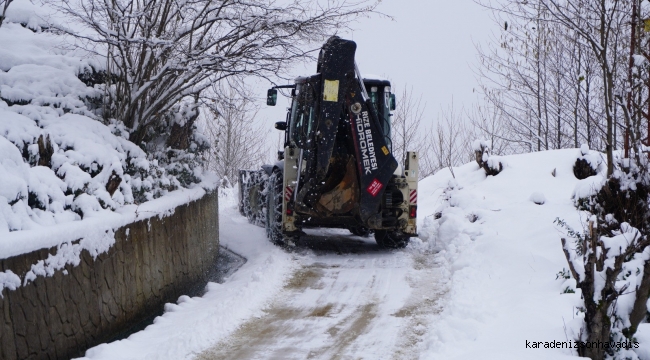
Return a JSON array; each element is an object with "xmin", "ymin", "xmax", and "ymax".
[
  {"xmin": 274, "ymin": 121, "xmax": 287, "ymax": 131},
  {"xmin": 389, "ymin": 93, "xmax": 396, "ymax": 111},
  {"xmin": 267, "ymin": 89, "xmax": 278, "ymax": 106}
]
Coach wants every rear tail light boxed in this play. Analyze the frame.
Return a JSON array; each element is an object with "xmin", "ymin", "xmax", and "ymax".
[
  {"xmin": 286, "ymin": 207, "xmax": 293, "ymax": 216},
  {"xmin": 409, "ymin": 205, "xmax": 417, "ymax": 219}
]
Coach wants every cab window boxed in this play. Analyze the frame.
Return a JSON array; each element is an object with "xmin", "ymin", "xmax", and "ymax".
[
  {"xmin": 290, "ymin": 82, "xmax": 317, "ymax": 149},
  {"xmin": 367, "ymin": 84, "xmax": 393, "ymax": 152}
]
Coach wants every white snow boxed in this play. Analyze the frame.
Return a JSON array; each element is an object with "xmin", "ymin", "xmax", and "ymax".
[
  {"xmin": 77, "ymin": 148, "xmax": 622, "ymax": 360},
  {"xmin": 473, "ymin": 139, "xmax": 491, "ymax": 152},
  {"xmin": 572, "ymin": 173, "xmax": 606, "ymax": 200},
  {"xmin": 529, "ymin": 191, "xmax": 546, "ymax": 205},
  {"xmin": 0, "ymin": 270, "xmax": 21, "ymax": 297},
  {"xmin": 413, "ymin": 149, "xmax": 590, "ymax": 359}
]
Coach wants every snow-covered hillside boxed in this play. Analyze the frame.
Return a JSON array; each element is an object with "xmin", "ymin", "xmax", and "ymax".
[
  {"xmin": 415, "ymin": 149, "xmax": 589, "ymax": 359},
  {"xmin": 76, "ymin": 148, "xmax": 650, "ymax": 360},
  {"xmin": 0, "ymin": 1, "xmax": 210, "ymax": 243}
]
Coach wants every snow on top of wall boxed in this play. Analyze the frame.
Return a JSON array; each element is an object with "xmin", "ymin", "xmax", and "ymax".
[
  {"xmin": 0, "ymin": 270, "xmax": 21, "ymax": 297},
  {"xmin": 0, "ymin": 180, "xmax": 215, "ymax": 295}
]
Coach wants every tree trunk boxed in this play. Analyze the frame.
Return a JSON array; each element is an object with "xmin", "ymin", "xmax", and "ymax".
[
  {"xmin": 605, "ymin": 67, "xmax": 615, "ymax": 176},
  {"xmin": 625, "ymin": 259, "xmax": 650, "ymax": 338},
  {"xmin": 167, "ymin": 112, "xmax": 199, "ymax": 151},
  {"xmin": 581, "ymin": 303, "xmax": 611, "ymax": 360},
  {"xmin": 37, "ymin": 135, "xmax": 54, "ymax": 167},
  {"xmin": 586, "ymin": 72, "xmax": 592, "ymax": 148}
]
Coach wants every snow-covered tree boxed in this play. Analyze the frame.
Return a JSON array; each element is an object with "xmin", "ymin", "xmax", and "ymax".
[
  {"xmin": 49, "ymin": 0, "xmax": 377, "ymax": 148},
  {"xmin": 563, "ymin": 146, "xmax": 650, "ymax": 360}
]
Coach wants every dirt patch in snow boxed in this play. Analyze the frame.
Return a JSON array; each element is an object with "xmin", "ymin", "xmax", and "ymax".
[
  {"xmin": 284, "ymin": 264, "xmax": 326, "ymax": 290},
  {"xmin": 309, "ymin": 304, "xmax": 334, "ymax": 317},
  {"xmin": 320, "ymin": 302, "xmax": 378, "ymax": 358}
]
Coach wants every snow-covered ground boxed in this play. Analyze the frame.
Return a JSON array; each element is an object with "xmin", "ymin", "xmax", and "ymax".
[
  {"xmin": 77, "ymin": 148, "xmax": 650, "ymax": 360},
  {"xmin": 414, "ymin": 149, "xmax": 585, "ymax": 359},
  {"xmin": 5, "ymin": 2, "xmax": 639, "ymax": 358}
]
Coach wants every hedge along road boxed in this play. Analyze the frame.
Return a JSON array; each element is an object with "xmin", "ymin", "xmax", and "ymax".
[{"xmin": 196, "ymin": 228, "xmax": 448, "ymax": 360}]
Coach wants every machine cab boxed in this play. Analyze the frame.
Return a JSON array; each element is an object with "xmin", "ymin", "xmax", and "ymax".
[{"xmin": 274, "ymin": 77, "xmax": 395, "ymax": 151}]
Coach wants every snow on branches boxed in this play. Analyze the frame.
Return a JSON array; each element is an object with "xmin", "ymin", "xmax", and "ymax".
[
  {"xmin": 0, "ymin": 18, "xmax": 210, "ymax": 233},
  {"xmin": 559, "ymin": 154, "xmax": 650, "ymax": 360},
  {"xmin": 47, "ymin": 0, "xmax": 377, "ymax": 148}
]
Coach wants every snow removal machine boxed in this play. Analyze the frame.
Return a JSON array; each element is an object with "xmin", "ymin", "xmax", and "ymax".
[{"xmin": 238, "ymin": 36, "xmax": 419, "ymax": 248}]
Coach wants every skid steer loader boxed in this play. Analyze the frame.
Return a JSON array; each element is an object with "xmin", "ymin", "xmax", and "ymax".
[{"xmin": 239, "ymin": 36, "xmax": 419, "ymax": 248}]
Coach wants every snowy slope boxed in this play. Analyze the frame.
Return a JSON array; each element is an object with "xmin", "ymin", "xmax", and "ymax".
[{"xmin": 414, "ymin": 149, "xmax": 593, "ymax": 359}]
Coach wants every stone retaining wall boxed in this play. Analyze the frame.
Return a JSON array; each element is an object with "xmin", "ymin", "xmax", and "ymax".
[{"xmin": 0, "ymin": 191, "xmax": 219, "ymax": 360}]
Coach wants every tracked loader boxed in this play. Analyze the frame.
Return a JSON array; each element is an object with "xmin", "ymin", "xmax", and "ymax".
[{"xmin": 239, "ymin": 36, "xmax": 419, "ymax": 248}]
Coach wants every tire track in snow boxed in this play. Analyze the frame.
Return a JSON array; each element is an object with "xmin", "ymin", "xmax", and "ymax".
[
  {"xmin": 390, "ymin": 252, "xmax": 450, "ymax": 360},
  {"xmin": 196, "ymin": 230, "xmax": 447, "ymax": 360}
]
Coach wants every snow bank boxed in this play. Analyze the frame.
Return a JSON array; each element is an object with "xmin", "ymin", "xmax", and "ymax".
[{"xmin": 414, "ymin": 149, "xmax": 590, "ymax": 359}]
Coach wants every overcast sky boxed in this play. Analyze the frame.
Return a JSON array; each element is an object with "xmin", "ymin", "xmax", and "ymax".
[{"xmin": 258, "ymin": 0, "xmax": 496, "ymax": 155}]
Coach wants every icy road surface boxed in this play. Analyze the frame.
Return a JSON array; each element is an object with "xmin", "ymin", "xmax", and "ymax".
[{"xmin": 197, "ymin": 229, "xmax": 447, "ymax": 360}]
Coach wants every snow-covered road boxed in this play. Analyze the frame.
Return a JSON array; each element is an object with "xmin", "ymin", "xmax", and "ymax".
[
  {"xmin": 83, "ymin": 149, "xmax": 605, "ymax": 360},
  {"xmin": 198, "ymin": 228, "xmax": 447, "ymax": 360}
]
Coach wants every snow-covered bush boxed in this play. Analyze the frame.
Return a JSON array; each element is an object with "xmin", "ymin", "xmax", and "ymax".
[
  {"xmin": 573, "ymin": 144, "xmax": 604, "ymax": 180},
  {"xmin": 473, "ymin": 139, "xmax": 503, "ymax": 176},
  {"xmin": 560, "ymin": 155, "xmax": 650, "ymax": 360},
  {"xmin": 0, "ymin": 9, "xmax": 209, "ymax": 233},
  {"xmin": 116, "ymin": 101, "xmax": 210, "ymax": 203}
]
